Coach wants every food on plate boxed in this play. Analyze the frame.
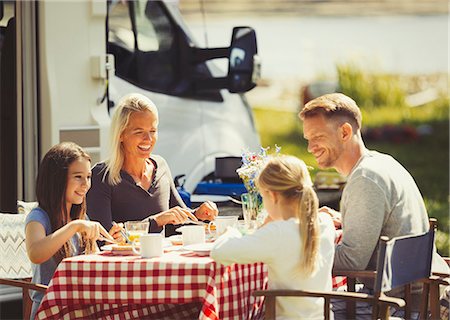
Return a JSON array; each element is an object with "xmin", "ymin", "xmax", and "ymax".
[
  {"xmin": 168, "ymin": 235, "xmax": 182, "ymax": 246},
  {"xmin": 111, "ymin": 243, "xmax": 133, "ymax": 251}
]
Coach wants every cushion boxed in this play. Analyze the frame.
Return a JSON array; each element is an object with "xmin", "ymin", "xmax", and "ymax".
[
  {"xmin": 17, "ymin": 200, "xmax": 38, "ymax": 215},
  {"xmin": 0, "ymin": 213, "xmax": 32, "ymax": 278}
]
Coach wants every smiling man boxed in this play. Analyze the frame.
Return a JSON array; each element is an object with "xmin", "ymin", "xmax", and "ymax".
[{"xmin": 298, "ymin": 93, "xmax": 448, "ymax": 319}]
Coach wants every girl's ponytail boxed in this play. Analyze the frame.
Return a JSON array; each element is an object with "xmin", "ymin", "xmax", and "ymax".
[{"xmin": 297, "ymin": 184, "xmax": 319, "ymax": 276}]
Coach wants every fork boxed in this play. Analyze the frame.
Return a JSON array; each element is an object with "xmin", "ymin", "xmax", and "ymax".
[
  {"xmin": 112, "ymin": 221, "xmax": 132, "ymax": 243},
  {"xmin": 183, "ymin": 208, "xmax": 208, "ymax": 226}
]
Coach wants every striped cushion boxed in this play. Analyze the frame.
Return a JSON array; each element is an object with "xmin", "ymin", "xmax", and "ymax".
[{"xmin": 0, "ymin": 213, "xmax": 32, "ymax": 278}]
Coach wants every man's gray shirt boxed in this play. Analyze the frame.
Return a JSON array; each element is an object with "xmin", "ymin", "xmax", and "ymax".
[{"xmin": 334, "ymin": 150, "xmax": 429, "ymax": 272}]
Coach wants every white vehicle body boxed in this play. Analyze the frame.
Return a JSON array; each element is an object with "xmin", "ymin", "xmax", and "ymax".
[{"xmin": 0, "ymin": 0, "xmax": 259, "ymax": 306}]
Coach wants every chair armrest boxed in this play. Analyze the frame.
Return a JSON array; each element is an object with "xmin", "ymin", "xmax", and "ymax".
[
  {"xmin": 0, "ymin": 278, "xmax": 48, "ymax": 292},
  {"xmin": 432, "ymin": 270, "xmax": 450, "ymax": 278},
  {"xmin": 253, "ymin": 289, "xmax": 405, "ymax": 309},
  {"xmin": 332, "ymin": 269, "xmax": 376, "ymax": 279},
  {"xmin": 443, "ymin": 257, "xmax": 450, "ymax": 267},
  {"xmin": 425, "ymin": 275, "xmax": 450, "ymax": 286}
]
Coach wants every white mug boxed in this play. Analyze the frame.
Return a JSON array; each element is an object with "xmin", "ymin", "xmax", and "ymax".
[
  {"xmin": 178, "ymin": 225, "xmax": 205, "ymax": 246},
  {"xmin": 132, "ymin": 233, "xmax": 163, "ymax": 258},
  {"xmin": 208, "ymin": 216, "xmax": 239, "ymax": 236}
]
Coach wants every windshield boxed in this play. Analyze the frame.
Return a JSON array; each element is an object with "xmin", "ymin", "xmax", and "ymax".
[
  {"xmin": 107, "ymin": 0, "xmax": 222, "ymax": 101},
  {"xmin": 107, "ymin": 0, "xmax": 177, "ymax": 92}
]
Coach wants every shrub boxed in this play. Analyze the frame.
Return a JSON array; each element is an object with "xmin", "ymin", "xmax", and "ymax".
[{"xmin": 337, "ymin": 62, "xmax": 406, "ymax": 109}]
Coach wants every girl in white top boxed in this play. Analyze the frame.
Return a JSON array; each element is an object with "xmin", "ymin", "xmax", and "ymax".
[{"xmin": 211, "ymin": 155, "xmax": 335, "ymax": 320}]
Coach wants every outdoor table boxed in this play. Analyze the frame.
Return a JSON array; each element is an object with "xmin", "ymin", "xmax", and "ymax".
[
  {"xmin": 36, "ymin": 247, "xmax": 268, "ymax": 320},
  {"xmin": 36, "ymin": 244, "xmax": 347, "ymax": 320}
]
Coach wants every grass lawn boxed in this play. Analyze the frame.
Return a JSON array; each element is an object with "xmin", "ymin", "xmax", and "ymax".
[{"xmin": 252, "ymin": 99, "xmax": 449, "ymax": 255}]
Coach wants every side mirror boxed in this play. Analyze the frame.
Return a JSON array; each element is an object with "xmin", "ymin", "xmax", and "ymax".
[
  {"xmin": 190, "ymin": 27, "xmax": 260, "ymax": 93},
  {"xmin": 228, "ymin": 27, "xmax": 260, "ymax": 93}
]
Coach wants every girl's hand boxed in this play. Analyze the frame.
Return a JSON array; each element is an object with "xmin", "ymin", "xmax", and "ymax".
[
  {"xmin": 75, "ymin": 220, "xmax": 113, "ymax": 241},
  {"xmin": 194, "ymin": 201, "xmax": 218, "ymax": 221},
  {"xmin": 319, "ymin": 206, "xmax": 342, "ymax": 229},
  {"xmin": 109, "ymin": 222, "xmax": 125, "ymax": 242},
  {"xmin": 153, "ymin": 206, "xmax": 197, "ymax": 226}
]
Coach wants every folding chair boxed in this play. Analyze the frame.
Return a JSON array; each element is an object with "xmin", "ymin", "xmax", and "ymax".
[
  {"xmin": 0, "ymin": 212, "xmax": 47, "ymax": 319},
  {"xmin": 427, "ymin": 256, "xmax": 450, "ymax": 320},
  {"xmin": 333, "ymin": 218, "xmax": 441, "ymax": 319},
  {"xmin": 254, "ymin": 220, "xmax": 436, "ymax": 320}
]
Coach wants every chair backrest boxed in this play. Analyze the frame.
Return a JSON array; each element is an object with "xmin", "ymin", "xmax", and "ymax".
[
  {"xmin": 374, "ymin": 220, "xmax": 435, "ymax": 294},
  {"xmin": 0, "ymin": 212, "xmax": 32, "ymax": 279},
  {"xmin": 0, "ymin": 205, "xmax": 45, "ymax": 320}
]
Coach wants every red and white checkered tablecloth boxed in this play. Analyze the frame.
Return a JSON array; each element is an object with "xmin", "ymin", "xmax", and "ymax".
[
  {"xmin": 36, "ymin": 248, "xmax": 268, "ymax": 320},
  {"xmin": 36, "ymin": 245, "xmax": 346, "ymax": 320},
  {"xmin": 333, "ymin": 275, "xmax": 347, "ymax": 290}
]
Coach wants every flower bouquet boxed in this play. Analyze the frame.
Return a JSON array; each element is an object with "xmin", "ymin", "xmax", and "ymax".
[{"xmin": 237, "ymin": 146, "xmax": 281, "ymax": 229}]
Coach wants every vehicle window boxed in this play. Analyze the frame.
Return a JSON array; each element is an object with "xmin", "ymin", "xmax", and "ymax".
[
  {"xmin": 136, "ymin": 1, "xmax": 162, "ymax": 51},
  {"xmin": 107, "ymin": 0, "xmax": 177, "ymax": 93},
  {"xmin": 109, "ymin": 0, "xmax": 162, "ymax": 52},
  {"xmin": 107, "ymin": 0, "xmax": 222, "ymax": 102},
  {"xmin": 108, "ymin": 2, "xmax": 135, "ymax": 51}
]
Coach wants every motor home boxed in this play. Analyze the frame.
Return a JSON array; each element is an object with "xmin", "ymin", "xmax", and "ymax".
[{"xmin": 0, "ymin": 0, "xmax": 260, "ymax": 312}]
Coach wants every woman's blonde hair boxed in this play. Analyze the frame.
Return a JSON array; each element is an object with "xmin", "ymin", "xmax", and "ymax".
[
  {"xmin": 256, "ymin": 155, "xmax": 320, "ymax": 276},
  {"xmin": 105, "ymin": 93, "xmax": 158, "ymax": 185}
]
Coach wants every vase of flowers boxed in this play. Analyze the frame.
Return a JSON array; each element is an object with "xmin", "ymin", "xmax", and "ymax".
[
  {"xmin": 240, "ymin": 191, "xmax": 262, "ymax": 230},
  {"xmin": 237, "ymin": 146, "xmax": 280, "ymax": 229}
]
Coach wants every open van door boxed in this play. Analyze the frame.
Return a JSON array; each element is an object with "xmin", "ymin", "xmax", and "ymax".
[{"xmin": 0, "ymin": 0, "xmax": 39, "ymax": 213}]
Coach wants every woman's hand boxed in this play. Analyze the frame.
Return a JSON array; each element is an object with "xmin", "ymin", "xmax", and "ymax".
[
  {"xmin": 319, "ymin": 206, "xmax": 342, "ymax": 229},
  {"xmin": 194, "ymin": 201, "xmax": 218, "ymax": 221},
  {"xmin": 109, "ymin": 222, "xmax": 125, "ymax": 242},
  {"xmin": 153, "ymin": 206, "xmax": 197, "ymax": 226}
]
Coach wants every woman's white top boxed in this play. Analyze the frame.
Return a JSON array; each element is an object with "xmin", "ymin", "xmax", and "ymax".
[{"xmin": 211, "ymin": 214, "xmax": 335, "ymax": 320}]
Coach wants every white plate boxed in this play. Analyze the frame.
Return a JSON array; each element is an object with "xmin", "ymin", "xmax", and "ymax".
[
  {"xmin": 168, "ymin": 235, "xmax": 183, "ymax": 246},
  {"xmin": 101, "ymin": 241, "xmax": 171, "ymax": 255},
  {"xmin": 183, "ymin": 242, "xmax": 215, "ymax": 254},
  {"xmin": 101, "ymin": 244, "xmax": 134, "ymax": 251},
  {"xmin": 101, "ymin": 244, "xmax": 137, "ymax": 255}
]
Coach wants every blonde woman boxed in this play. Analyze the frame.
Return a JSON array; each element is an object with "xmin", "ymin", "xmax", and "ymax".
[
  {"xmin": 87, "ymin": 93, "xmax": 218, "ymax": 235},
  {"xmin": 211, "ymin": 155, "xmax": 335, "ymax": 320}
]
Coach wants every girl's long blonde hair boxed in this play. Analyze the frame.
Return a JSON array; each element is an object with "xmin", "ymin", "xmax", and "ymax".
[
  {"xmin": 256, "ymin": 155, "xmax": 320, "ymax": 276},
  {"xmin": 105, "ymin": 93, "xmax": 158, "ymax": 185}
]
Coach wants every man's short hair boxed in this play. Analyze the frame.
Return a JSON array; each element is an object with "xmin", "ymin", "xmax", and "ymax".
[{"xmin": 299, "ymin": 93, "xmax": 362, "ymax": 131}]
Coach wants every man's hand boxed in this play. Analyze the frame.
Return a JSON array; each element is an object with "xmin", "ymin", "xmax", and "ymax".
[{"xmin": 319, "ymin": 206, "xmax": 342, "ymax": 229}]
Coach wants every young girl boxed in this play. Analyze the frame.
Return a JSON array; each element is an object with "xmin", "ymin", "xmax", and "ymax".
[
  {"xmin": 25, "ymin": 142, "xmax": 114, "ymax": 320},
  {"xmin": 211, "ymin": 155, "xmax": 335, "ymax": 320}
]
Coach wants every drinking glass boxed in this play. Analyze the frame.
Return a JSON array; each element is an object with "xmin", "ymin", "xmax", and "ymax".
[{"xmin": 125, "ymin": 221, "xmax": 149, "ymax": 243}]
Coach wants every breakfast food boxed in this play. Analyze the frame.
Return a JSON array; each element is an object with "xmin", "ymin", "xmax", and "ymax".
[
  {"xmin": 168, "ymin": 235, "xmax": 182, "ymax": 246},
  {"xmin": 111, "ymin": 243, "xmax": 133, "ymax": 251}
]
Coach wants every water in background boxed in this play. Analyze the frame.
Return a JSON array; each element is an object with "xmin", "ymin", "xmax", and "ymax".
[{"xmin": 185, "ymin": 15, "xmax": 448, "ymax": 81}]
